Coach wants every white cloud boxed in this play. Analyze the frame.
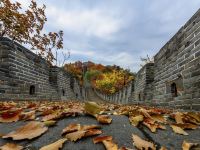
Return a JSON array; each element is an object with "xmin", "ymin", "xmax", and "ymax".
[
  {"xmin": 62, "ymin": 49, "xmax": 95, "ymax": 57},
  {"xmin": 46, "ymin": 6, "xmax": 122, "ymax": 39}
]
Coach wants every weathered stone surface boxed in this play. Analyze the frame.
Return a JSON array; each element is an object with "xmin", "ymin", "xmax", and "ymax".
[{"xmin": 0, "ymin": 37, "xmax": 84, "ymax": 101}]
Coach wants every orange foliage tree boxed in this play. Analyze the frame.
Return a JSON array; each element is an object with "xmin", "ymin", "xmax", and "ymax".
[
  {"xmin": 64, "ymin": 61, "xmax": 134, "ymax": 94},
  {"xmin": 0, "ymin": 0, "xmax": 63, "ymax": 63}
]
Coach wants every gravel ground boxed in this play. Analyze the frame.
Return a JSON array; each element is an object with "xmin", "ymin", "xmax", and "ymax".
[{"xmin": 0, "ymin": 115, "xmax": 200, "ymax": 150}]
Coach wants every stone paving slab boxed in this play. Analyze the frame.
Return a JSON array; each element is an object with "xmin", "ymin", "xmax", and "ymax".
[{"xmin": 0, "ymin": 115, "xmax": 200, "ymax": 150}]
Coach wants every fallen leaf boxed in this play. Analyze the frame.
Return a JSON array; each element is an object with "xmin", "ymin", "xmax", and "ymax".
[
  {"xmin": 0, "ymin": 133, "xmax": 5, "ymax": 138},
  {"xmin": 160, "ymin": 146, "xmax": 167, "ymax": 150},
  {"xmin": 3, "ymin": 121, "xmax": 48, "ymax": 140},
  {"xmin": 84, "ymin": 102, "xmax": 101, "ymax": 115},
  {"xmin": 40, "ymin": 138, "xmax": 67, "ymax": 150},
  {"xmin": 96, "ymin": 115, "xmax": 112, "ymax": 124},
  {"xmin": 62, "ymin": 124, "xmax": 100, "ymax": 135},
  {"xmin": 132, "ymin": 134, "xmax": 156, "ymax": 150},
  {"xmin": 182, "ymin": 140, "xmax": 198, "ymax": 150},
  {"xmin": 186, "ymin": 112, "xmax": 200, "ymax": 123},
  {"xmin": 129, "ymin": 115, "xmax": 144, "ymax": 126},
  {"xmin": 65, "ymin": 130, "xmax": 86, "ymax": 142},
  {"xmin": 62, "ymin": 123, "xmax": 81, "ymax": 135},
  {"xmin": 93, "ymin": 136, "xmax": 118, "ymax": 150},
  {"xmin": 42, "ymin": 112, "xmax": 63, "ymax": 121},
  {"xmin": 93, "ymin": 136, "xmax": 113, "ymax": 144},
  {"xmin": 143, "ymin": 119, "xmax": 166, "ymax": 133},
  {"xmin": 139, "ymin": 108, "xmax": 153, "ymax": 120},
  {"xmin": 81, "ymin": 124, "xmax": 101, "ymax": 131},
  {"xmin": 170, "ymin": 125, "xmax": 188, "ymax": 135},
  {"xmin": 183, "ymin": 113, "xmax": 200, "ymax": 125},
  {"xmin": 151, "ymin": 114, "xmax": 167, "ymax": 124},
  {"xmin": 0, "ymin": 110, "xmax": 22, "ymax": 123},
  {"xmin": 118, "ymin": 147, "xmax": 133, "ymax": 150},
  {"xmin": 20, "ymin": 110, "xmax": 35, "ymax": 121},
  {"xmin": 43, "ymin": 120, "xmax": 57, "ymax": 127},
  {"xmin": 174, "ymin": 112, "xmax": 184, "ymax": 124},
  {"xmin": 0, "ymin": 143, "xmax": 23, "ymax": 150},
  {"xmin": 103, "ymin": 140, "xmax": 118, "ymax": 150},
  {"xmin": 84, "ymin": 129, "xmax": 102, "ymax": 137},
  {"xmin": 172, "ymin": 123, "xmax": 198, "ymax": 130}
]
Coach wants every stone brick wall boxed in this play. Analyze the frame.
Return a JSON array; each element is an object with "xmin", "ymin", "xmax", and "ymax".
[
  {"xmin": 133, "ymin": 63, "xmax": 154, "ymax": 103},
  {"xmin": 95, "ymin": 81, "xmax": 133, "ymax": 104},
  {"xmin": 0, "ymin": 37, "xmax": 82, "ymax": 100},
  {"xmin": 153, "ymin": 9, "xmax": 200, "ymax": 110},
  {"xmin": 130, "ymin": 9, "xmax": 200, "ymax": 110}
]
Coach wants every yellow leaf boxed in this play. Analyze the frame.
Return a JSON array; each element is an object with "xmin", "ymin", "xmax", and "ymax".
[
  {"xmin": 132, "ymin": 134, "xmax": 156, "ymax": 150},
  {"xmin": 96, "ymin": 115, "xmax": 112, "ymax": 124},
  {"xmin": 182, "ymin": 140, "xmax": 198, "ymax": 150},
  {"xmin": 0, "ymin": 143, "xmax": 23, "ymax": 150},
  {"xmin": 43, "ymin": 120, "xmax": 57, "ymax": 127},
  {"xmin": 170, "ymin": 125, "xmax": 188, "ymax": 135},
  {"xmin": 103, "ymin": 140, "xmax": 118, "ymax": 150},
  {"xmin": 65, "ymin": 130, "xmax": 86, "ymax": 142},
  {"xmin": 84, "ymin": 102, "xmax": 101, "ymax": 115},
  {"xmin": 40, "ymin": 138, "xmax": 67, "ymax": 150},
  {"xmin": 129, "ymin": 115, "xmax": 144, "ymax": 126}
]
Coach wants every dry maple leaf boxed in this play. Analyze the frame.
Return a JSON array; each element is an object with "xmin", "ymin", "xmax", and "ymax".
[
  {"xmin": 182, "ymin": 140, "xmax": 198, "ymax": 150},
  {"xmin": 96, "ymin": 115, "xmax": 112, "ymax": 124},
  {"xmin": 132, "ymin": 134, "xmax": 156, "ymax": 150},
  {"xmin": 0, "ymin": 143, "xmax": 23, "ymax": 150},
  {"xmin": 64, "ymin": 125, "xmax": 102, "ymax": 142},
  {"xmin": 139, "ymin": 108, "xmax": 153, "ymax": 120},
  {"xmin": 129, "ymin": 115, "xmax": 144, "ymax": 126},
  {"xmin": 81, "ymin": 124, "xmax": 101, "ymax": 131},
  {"xmin": 65, "ymin": 130, "xmax": 86, "ymax": 142},
  {"xmin": 0, "ymin": 109, "xmax": 22, "ymax": 123},
  {"xmin": 93, "ymin": 136, "xmax": 118, "ymax": 150},
  {"xmin": 118, "ymin": 147, "xmax": 134, "ymax": 150},
  {"xmin": 84, "ymin": 129, "xmax": 102, "ymax": 137},
  {"xmin": 174, "ymin": 112, "xmax": 184, "ymax": 124},
  {"xmin": 3, "ymin": 121, "xmax": 48, "ymax": 140},
  {"xmin": 20, "ymin": 110, "xmax": 36, "ymax": 121},
  {"xmin": 40, "ymin": 138, "xmax": 67, "ymax": 150},
  {"xmin": 151, "ymin": 114, "xmax": 167, "ymax": 124},
  {"xmin": 103, "ymin": 140, "xmax": 118, "ymax": 150},
  {"xmin": 42, "ymin": 112, "xmax": 63, "ymax": 121},
  {"xmin": 143, "ymin": 119, "xmax": 166, "ymax": 133},
  {"xmin": 186, "ymin": 112, "xmax": 200, "ymax": 123},
  {"xmin": 172, "ymin": 123, "xmax": 198, "ymax": 130},
  {"xmin": 93, "ymin": 136, "xmax": 113, "ymax": 144},
  {"xmin": 62, "ymin": 123, "xmax": 81, "ymax": 135},
  {"xmin": 62, "ymin": 123, "xmax": 100, "ymax": 135},
  {"xmin": 27, "ymin": 103, "xmax": 37, "ymax": 109},
  {"xmin": 170, "ymin": 124, "xmax": 188, "ymax": 135},
  {"xmin": 183, "ymin": 113, "xmax": 200, "ymax": 125}
]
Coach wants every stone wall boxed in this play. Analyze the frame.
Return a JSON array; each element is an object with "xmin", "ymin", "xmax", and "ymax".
[
  {"xmin": 153, "ymin": 9, "xmax": 200, "ymax": 110},
  {"xmin": 130, "ymin": 9, "xmax": 200, "ymax": 110},
  {"xmin": 95, "ymin": 81, "xmax": 133, "ymax": 104},
  {"xmin": 133, "ymin": 63, "xmax": 154, "ymax": 103},
  {"xmin": 0, "ymin": 37, "xmax": 82, "ymax": 100}
]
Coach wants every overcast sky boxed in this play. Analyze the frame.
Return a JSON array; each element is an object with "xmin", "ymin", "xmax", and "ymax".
[{"xmin": 16, "ymin": 0, "xmax": 200, "ymax": 72}]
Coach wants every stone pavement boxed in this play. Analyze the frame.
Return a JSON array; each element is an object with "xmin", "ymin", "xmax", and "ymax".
[{"xmin": 0, "ymin": 115, "xmax": 200, "ymax": 150}]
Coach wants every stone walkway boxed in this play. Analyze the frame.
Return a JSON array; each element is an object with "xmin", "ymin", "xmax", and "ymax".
[{"xmin": 0, "ymin": 115, "xmax": 200, "ymax": 150}]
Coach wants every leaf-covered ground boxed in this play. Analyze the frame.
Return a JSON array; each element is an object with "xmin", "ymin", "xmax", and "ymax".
[{"xmin": 0, "ymin": 101, "xmax": 199, "ymax": 150}]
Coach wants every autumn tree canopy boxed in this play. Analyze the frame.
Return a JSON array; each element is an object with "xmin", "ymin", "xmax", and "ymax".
[
  {"xmin": 0, "ymin": 0, "xmax": 63, "ymax": 63},
  {"xmin": 64, "ymin": 61, "xmax": 134, "ymax": 94}
]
